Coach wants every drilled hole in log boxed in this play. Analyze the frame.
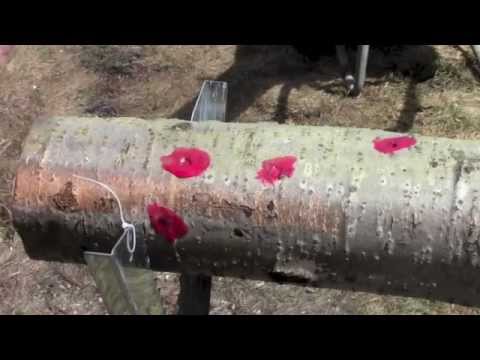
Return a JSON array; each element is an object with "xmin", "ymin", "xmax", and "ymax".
[
  {"xmin": 269, "ymin": 271, "xmax": 311, "ymax": 285},
  {"xmin": 464, "ymin": 165, "xmax": 474, "ymax": 174},
  {"xmin": 345, "ymin": 274, "xmax": 357, "ymax": 283},
  {"xmin": 267, "ymin": 200, "xmax": 275, "ymax": 211},
  {"xmin": 241, "ymin": 207, "xmax": 253, "ymax": 218},
  {"xmin": 233, "ymin": 228, "xmax": 244, "ymax": 237},
  {"xmin": 170, "ymin": 122, "xmax": 192, "ymax": 131}
]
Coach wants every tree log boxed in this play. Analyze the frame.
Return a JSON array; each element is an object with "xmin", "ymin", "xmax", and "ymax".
[{"xmin": 11, "ymin": 116, "xmax": 480, "ymax": 306}]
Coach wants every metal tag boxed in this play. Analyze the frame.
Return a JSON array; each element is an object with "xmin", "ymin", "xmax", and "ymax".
[
  {"xmin": 191, "ymin": 80, "xmax": 228, "ymax": 122},
  {"xmin": 84, "ymin": 229, "xmax": 164, "ymax": 315}
]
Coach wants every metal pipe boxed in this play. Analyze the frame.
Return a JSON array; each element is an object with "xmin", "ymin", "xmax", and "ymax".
[
  {"xmin": 177, "ymin": 273, "xmax": 212, "ymax": 315},
  {"xmin": 353, "ymin": 45, "xmax": 370, "ymax": 96},
  {"xmin": 11, "ymin": 116, "xmax": 480, "ymax": 307}
]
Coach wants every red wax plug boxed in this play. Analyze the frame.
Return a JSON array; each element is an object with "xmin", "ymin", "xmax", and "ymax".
[
  {"xmin": 256, "ymin": 156, "xmax": 297, "ymax": 186},
  {"xmin": 373, "ymin": 135, "xmax": 417, "ymax": 155},
  {"xmin": 147, "ymin": 203, "xmax": 188, "ymax": 244},
  {"xmin": 161, "ymin": 147, "xmax": 211, "ymax": 178}
]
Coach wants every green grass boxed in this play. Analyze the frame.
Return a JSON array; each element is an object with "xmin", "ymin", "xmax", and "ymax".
[
  {"xmin": 351, "ymin": 292, "xmax": 480, "ymax": 315},
  {"xmin": 428, "ymin": 59, "xmax": 477, "ymax": 91},
  {"xmin": 428, "ymin": 102, "xmax": 479, "ymax": 134}
]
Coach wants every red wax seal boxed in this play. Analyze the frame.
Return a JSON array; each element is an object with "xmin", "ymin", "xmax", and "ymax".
[
  {"xmin": 256, "ymin": 156, "xmax": 297, "ymax": 186},
  {"xmin": 161, "ymin": 147, "xmax": 211, "ymax": 179},
  {"xmin": 373, "ymin": 135, "xmax": 417, "ymax": 155},
  {"xmin": 147, "ymin": 203, "xmax": 188, "ymax": 244}
]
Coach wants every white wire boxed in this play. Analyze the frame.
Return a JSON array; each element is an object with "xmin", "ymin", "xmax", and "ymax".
[{"xmin": 73, "ymin": 174, "xmax": 136, "ymax": 256}]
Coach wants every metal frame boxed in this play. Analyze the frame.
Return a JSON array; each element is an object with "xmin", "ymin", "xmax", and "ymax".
[
  {"xmin": 336, "ymin": 45, "xmax": 369, "ymax": 96},
  {"xmin": 338, "ymin": 45, "xmax": 480, "ymax": 96},
  {"xmin": 179, "ymin": 80, "xmax": 228, "ymax": 315}
]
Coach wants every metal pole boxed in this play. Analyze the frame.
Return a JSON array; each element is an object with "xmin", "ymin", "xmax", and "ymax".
[
  {"xmin": 177, "ymin": 80, "xmax": 228, "ymax": 315},
  {"xmin": 11, "ymin": 116, "xmax": 480, "ymax": 307},
  {"xmin": 471, "ymin": 45, "xmax": 480, "ymax": 63},
  {"xmin": 177, "ymin": 273, "xmax": 212, "ymax": 315},
  {"xmin": 353, "ymin": 45, "xmax": 370, "ymax": 96}
]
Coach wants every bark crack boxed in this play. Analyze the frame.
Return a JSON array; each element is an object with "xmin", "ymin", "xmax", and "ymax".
[
  {"xmin": 448, "ymin": 159, "xmax": 465, "ymax": 263},
  {"xmin": 452, "ymin": 160, "xmax": 463, "ymax": 195},
  {"xmin": 142, "ymin": 128, "xmax": 155, "ymax": 171}
]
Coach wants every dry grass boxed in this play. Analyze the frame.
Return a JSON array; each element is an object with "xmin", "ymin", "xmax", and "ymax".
[{"xmin": 1, "ymin": 45, "xmax": 480, "ymax": 315}]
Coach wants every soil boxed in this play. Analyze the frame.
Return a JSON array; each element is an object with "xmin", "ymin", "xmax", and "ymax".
[{"xmin": 1, "ymin": 45, "xmax": 480, "ymax": 315}]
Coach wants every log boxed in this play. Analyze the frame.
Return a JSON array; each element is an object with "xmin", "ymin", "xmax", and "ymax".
[{"xmin": 11, "ymin": 116, "xmax": 480, "ymax": 306}]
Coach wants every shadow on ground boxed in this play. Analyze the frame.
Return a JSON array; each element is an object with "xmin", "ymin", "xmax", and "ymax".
[{"xmin": 171, "ymin": 45, "xmax": 439, "ymax": 130}]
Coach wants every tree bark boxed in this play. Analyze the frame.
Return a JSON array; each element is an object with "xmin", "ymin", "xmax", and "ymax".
[{"xmin": 11, "ymin": 116, "xmax": 480, "ymax": 307}]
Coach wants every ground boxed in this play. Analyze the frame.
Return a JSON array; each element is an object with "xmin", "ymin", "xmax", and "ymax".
[{"xmin": 1, "ymin": 45, "xmax": 480, "ymax": 315}]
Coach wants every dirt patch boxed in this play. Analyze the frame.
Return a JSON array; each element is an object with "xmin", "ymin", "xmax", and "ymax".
[
  {"xmin": 2, "ymin": 45, "xmax": 480, "ymax": 315},
  {"xmin": 78, "ymin": 45, "xmax": 146, "ymax": 77}
]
